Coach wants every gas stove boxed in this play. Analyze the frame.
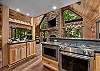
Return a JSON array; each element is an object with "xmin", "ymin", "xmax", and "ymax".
[{"xmin": 59, "ymin": 45, "xmax": 94, "ymax": 57}]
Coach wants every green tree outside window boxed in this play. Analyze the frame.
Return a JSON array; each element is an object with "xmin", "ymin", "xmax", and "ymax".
[{"xmin": 63, "ymin": 10, "xmax": 81, "ymax": 22}]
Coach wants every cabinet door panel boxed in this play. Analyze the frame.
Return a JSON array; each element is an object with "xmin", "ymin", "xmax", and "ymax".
[
  {"xmin": 96, "ymin": 53, "xmax": 100, "ymax": 71},
  {"xmin": 27, "ymin": 42, "xmax": 34, "ymax": 57},
  {"xmin": 15, "ymin": 48, "xmax": 21, "ymax": 61},
  {"xmin": 21, "ymin": 47, "xmax": 26, "ymax": 59},
  {"xmin": 30, "ymin": 42, "xmax": 34, "ymax": 55},
  {"xmin": 10, "ymin": 48, "xmax": 16, "ymax": 64}
]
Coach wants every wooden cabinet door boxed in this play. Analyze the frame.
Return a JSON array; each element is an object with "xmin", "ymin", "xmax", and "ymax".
[
  {"xmin": 15, "ymin": 48, "xmax": 21, "ymax": 61},
  {"xmin": 96, "ymin": 53, "xmax": 100, "ymax": 71},
  {"xmin": 9, "ymin": 43, "xmax": 27, "ymax": 64},
  {"xmin": 27, "ymin": 43, "xmax": 30, "ymax": 57},
  {"xmin": 27, "ymin": 42, "xmax": 34, "ymax": 57},
  {"xmin": 9, "ymin": 42, "xmax": 34, "ymax": 64},
  {"xmin": 29, "ymin": 42, "xmax": 34, "ymax": 55},
  {"xmin": 20, "ymin": 43, "xmax": 26, "ymax": 59},
  {"xmin": 10, "ymin": 45, "xmax": 16, "ymax": 64}
]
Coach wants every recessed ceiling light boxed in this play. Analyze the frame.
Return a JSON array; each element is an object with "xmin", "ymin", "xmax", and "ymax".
[
  {"xmin": 16, "ymin": 8, "xmax": 20, "ymax": 12},
  {"xmin": 26, "ymin": 13, "xmax": 30, "ymax": 16},
  {"xmin": 52, "ymin": 6, "xmax": 57, "ymax": 10}
]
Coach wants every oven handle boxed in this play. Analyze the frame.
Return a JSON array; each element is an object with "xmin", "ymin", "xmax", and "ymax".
[{"xmin": 60, "ymin": 51, "xmax": 92, "ymax": 60}]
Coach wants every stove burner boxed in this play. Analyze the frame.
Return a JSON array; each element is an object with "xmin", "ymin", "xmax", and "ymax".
[{"xmin": 59, "ymin": 45, "xmax": 94, "ymax": 57}]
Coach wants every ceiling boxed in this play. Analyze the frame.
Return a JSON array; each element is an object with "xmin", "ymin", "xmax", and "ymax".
[{"xmin": 0, "ymin": 0, "xmax": 80, "ymax": 16}]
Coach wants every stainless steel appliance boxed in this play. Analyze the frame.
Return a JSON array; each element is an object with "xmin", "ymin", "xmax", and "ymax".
[
  {"xmin": 59, "ymin": 44, "xmax": 95, "ymax": 71},
  {"xmin": 42, "ymin": 44, "xmax": 59, "ymax": 61}
]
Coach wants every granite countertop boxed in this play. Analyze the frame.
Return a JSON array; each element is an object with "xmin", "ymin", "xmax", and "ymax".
[
  {"xmin": 8, "ymin": 40, "xmax": 34, "ymax": 45},
  {"xmin": 41, "ymin": 41, "xmax": 100, "ymax": 53},
  {"xmin": 50, "ymin": 37, "xmax": 100, "ymax": 42},
  {"xmin": 41, "ymin": 42, "xmax": 61, "ymax": 46},
  {"xmin": 94, "ymin": 47, "xmax": 100, "ymax": 53}
]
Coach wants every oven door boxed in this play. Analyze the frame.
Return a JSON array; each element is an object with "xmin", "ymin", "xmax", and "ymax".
[
  {"xmin": 42, "ymin": 45, "xmax": 58, "ymax": 61},
  {"xmin": 59, "ymin": 51, "xmax": 94, "ymax": 71}
]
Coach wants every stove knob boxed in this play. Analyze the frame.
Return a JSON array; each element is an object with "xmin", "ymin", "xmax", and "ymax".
[
  {"xmin": 60, "ymin": 47, "xmax": 64, "ymax": 50},
  {"xmin": 83, "ymin": 51, "xmax": 87, "ymax": 55},
  {"xmin": 88, "ymin": 51, "xmax": 92, "ymax": 56},
  {"xmin": 59, "ymin": 47, "xmax": 62, "ymax": 49},
  {"xmin": 59, "ymin": 47, "xmax": 62, "ymax": 50}
]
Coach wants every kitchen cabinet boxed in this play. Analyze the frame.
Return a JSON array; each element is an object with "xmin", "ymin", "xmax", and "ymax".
[
  {"xmin": 8, "ymin": 41, "xmax": 35, "ymax": 65},
  {"xmin": 42, "ymin": 57, "xmax": 58, "ymax": 71},
  {"xmin": 9, "ymin": 43, "xmax": 26, "ymax": 64},
  {"xmin": 95, "ymin": 53, "xmax": 100, "ymax": 71},
  {"xmin": 27, "ymin": 42, "xmax": 34, "ymax": 57}
]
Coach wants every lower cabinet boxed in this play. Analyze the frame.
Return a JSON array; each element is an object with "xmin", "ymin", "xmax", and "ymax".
[
  {"xmin": 42, "ymin": 57, "xmax": 58, "ymax": 71},
  {"xmin": 27, "ymin": 42, "xmax": 34, "ymax": 57},
  {"xmin": 9, "ymin": 42, "xmax": 35, "ymax": 65},
  {"xmin": 10, "ymin": 48, "xmax": 16, "ymax": 64},
  {"xmin": 15, "ymin": 48, "xmax": 21, "ymax": 61},
  {"xmin": 95, "ymin": 53, "xmax": 100, "ymax": 71},
  {"xmin": 9, "ymin": 43, "xmax": 26, "ymax": 64},
  {"xmin": 20, "ymin": 43, "xmax": 27, "ymax": 59}
]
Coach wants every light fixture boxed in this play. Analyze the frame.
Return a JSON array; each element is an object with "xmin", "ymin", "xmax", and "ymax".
[
  {"xmin": 52, "ymin": 6, "xmax": 57, "ymax": 10},
  {"xmin": 26, "ymin": 13, "xmax": 30, "ymax": 16},
  {"xmin": 16, "ymin": 8, "xmax": 20, "ymax": 12}
]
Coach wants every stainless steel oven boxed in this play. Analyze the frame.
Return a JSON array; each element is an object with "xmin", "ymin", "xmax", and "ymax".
[
  {"xmin": 59, "ymin": 51, "xmax": 94, "ymax": 71},
  {"xmin": 59, "ymin": 46, "xmax": 94, "ymax": 71},
  {"xmin": 42, "ymin": 44, "xmax": 59, "ymax": 61}
]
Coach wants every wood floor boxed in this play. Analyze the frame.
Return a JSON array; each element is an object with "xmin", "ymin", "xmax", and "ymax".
[
  {"xmin": 30, "ymin": 63, "xmax": 53, "ymax": 71},
  {"xmin": 11, "ymin": 61, "xmax": 53, "ymax": 71}
]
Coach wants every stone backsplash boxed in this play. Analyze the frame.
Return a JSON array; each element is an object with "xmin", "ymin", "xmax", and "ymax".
[{"xmin": 45, "ymin": 9, "xmax": 61, "ymax": 38}]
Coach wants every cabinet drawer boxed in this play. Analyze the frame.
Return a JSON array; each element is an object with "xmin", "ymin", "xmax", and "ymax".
[{"xmin": 42, "ymin": 57, "xmax": 58, "ymax": 71}]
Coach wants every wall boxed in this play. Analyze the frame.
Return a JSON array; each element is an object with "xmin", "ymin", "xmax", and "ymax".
[
  {"xmin": 35, "ymin": 0, "xmax": 100, "ymax": 40},
  {"xmin": 46, "ymin": 9, "xmax": 61, "ymax": 38},
  {"xmin": 69, "ymin": 0, "xmax": 100, "ymax": 39},
  {"xmin": 33, "ymin": 15, "xmax": 44, "ymax": 36}
]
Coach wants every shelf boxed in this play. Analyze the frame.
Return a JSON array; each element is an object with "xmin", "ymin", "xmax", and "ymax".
[
  {"xmin": 40, "ymin": 29, "xmax": 49, "ymax": 31},
  {"xmin": 40, "ymin": 27, "xmax": 58, "ymax": 31},
  {"xmin": 9, "ymin": 21, "xmax": 32, "ymax": 27}
]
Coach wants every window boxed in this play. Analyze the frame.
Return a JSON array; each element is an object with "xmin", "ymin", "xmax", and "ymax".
[
  {"xmin": 64, "ymin": 26, "xmax": 81, "ymax": 38},
  {"xmin": 40, "ymin": 31, "xmax": 48, "ymax": 42},
  {"xmin": 11, "ymin": 28, "xmax": 16, "ymax": 40},
  {"xmin": 63, "ymin": 9, "xmax": 83, "ymax": 38},
  {"xmin": 40, "ymin": 18, "xmax": 48, "ymax": 42},
  {"xmin": 40, "ymin": 19, "xmax": 47, "ymax": 29},
  {"xmin": 11, "ymin": 28, "xmax": 32, "ymax": 41},
  {"xmin": 63, "ymin": 10, "xmax": 82, "ymax": 23}
]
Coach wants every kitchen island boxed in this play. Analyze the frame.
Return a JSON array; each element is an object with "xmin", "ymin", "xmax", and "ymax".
[{"xmin": 41, "ymin": 38, "xmax": 100, "ymax": 71}]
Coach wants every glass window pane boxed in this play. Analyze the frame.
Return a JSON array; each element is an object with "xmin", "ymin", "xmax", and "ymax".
[
  {"xmin": 16, "ymin": 28, "xmax": 20, "ymax": 39},
  {"xmin": 11, "ymin": 28, "xmax": 16, "ymax": 39}
]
